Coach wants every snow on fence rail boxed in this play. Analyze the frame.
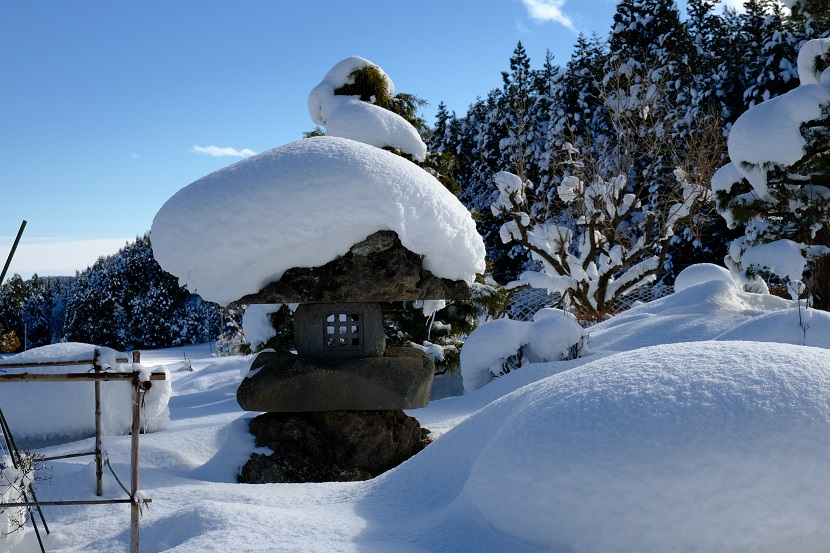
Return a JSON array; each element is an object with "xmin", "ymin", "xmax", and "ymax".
[{"xmin": 0, "ymin": 349, "xmax": 165, "ymax": 553}]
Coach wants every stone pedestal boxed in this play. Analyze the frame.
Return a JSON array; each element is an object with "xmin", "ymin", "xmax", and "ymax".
[
  {"xmin": 238, "ymin": 348, "xmax": 434, "ymax": 412},
  {"xmin": 238, "ymin": 410, "xmax": 431, "ymax": 483}
]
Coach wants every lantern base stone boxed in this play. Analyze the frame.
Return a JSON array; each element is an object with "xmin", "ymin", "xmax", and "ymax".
[
  {"xmin": 237, "ymin": 348, "xmax": 435, "ymax": 412},
  {"xmin": 238, "ymin": 410, "xmax": 431, "ymax": 483}
]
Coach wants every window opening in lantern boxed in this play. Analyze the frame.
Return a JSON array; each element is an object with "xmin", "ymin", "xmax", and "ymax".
[{"xmin": 324, "ymin": 311, "xmax": 363, "ymax": 350}]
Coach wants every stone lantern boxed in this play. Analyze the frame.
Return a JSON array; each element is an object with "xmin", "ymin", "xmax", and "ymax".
[
  {"xmin": 236, "ymin": 230, "xmax": 470, "ymax": 413},
  {"xmin": 149, "ymin": 56, "xmax": 486, "ymax": 483},
  {"xmin": 233, "ymin": 230, "xmax": 473, "ymax": 483}
]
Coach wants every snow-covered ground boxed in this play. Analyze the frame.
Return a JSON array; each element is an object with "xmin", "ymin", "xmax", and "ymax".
[{"xmin": 5, "ymin": 278, "xmax": 830, "ymax": 552}]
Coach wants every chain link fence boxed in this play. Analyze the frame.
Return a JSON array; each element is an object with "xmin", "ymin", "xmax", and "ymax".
[{"xmin": 508, "ymin": 284, "xmax": 675, "ymax": 322}]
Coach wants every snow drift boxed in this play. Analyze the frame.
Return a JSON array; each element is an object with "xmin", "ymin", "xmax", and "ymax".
[
  {"xmin": 0, "ymin": 343, "xmax": 171, "ymax": 442},
  {"xmin": 392, "ymin": 341, "xmax": 830, "ymax": 553}
]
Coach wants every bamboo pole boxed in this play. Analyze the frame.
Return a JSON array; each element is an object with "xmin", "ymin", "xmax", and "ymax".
[
  {"xmin": 0, "ymin": 358, "xmax": 164, "ymax": 549},
  {"xmin": 94, "ymin": 349, "xmax": 103, "ymax": 497},
  {"xmin": 1, "ymin": 499, "xmax": 140, "ymax": 507},
  {"xmin": 0, "ymin": 358, "xmax": 130, "ymax": 369},
  {"xmin": 130, "ymin": 375, "xmax": 141, "ymax": 553},
  {"xmin": 0, "ymin": 406, "xmax": 47, "ymax": 552},
  {"xmin": 0, "ymin": 372, "xmax": 166, "ymax": 383},
  {"xmin": 0, "ymin": 220, "xmax": 26, "ymax": 286}
]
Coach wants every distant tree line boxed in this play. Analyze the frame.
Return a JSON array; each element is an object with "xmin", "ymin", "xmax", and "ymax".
[{"xmin": 0, "ymin": 234, "xmax": 223, "ymax": 353}]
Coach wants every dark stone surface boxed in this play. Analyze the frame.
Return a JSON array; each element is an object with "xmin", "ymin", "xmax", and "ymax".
[
  {"xmin": 236, "ymin": 230, "xmax": 471, "ymax": 304},
  {"xmin": 293, "ymin": 302, "xmax": 386, "ymax": 360},
  {"xmin": 237, "ymin": 348, "xmax": 435, "ymax": 412},
  {"xmin": 238, "ymin": 410, "xmax": 431, "ymax": 483}
]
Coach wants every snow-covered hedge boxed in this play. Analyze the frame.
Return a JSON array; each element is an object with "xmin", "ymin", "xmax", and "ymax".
[{"xmin": 0, "ymin": 456, "xmax": 30, "ymax": 551}]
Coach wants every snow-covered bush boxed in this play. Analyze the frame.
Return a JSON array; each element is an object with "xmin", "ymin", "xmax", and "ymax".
[
  {"xmin": 307, "ymin": 56, "xmax": 427, "ymax": 161},
  {"xmin": 0, "ymin": 453, "xmax": 35, "ymax": 552},
  {"xmin": 242, "ymin": 304, "xmax": 296, "ymax": 353},
  {"xmin": 713, "ymin": 38, "xmax": 830, "ymax": 304},
  {"xmin": 460, "ymin": 308, "xmax": 587, "ymax": 393},
  {"xmin": 494, "ymin": 163, "xmax": 709, "ymax": 315}
]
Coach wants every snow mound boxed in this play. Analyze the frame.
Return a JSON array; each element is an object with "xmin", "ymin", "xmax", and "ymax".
[
  {"xmin": 151, "ymin": 136, "xmax": 485, "ymax": 305},
  {"xmin": 3, "ymin": 342, "xmax": 123, "ymax": 367},
  {"xmin": 589, "ymin": 279, "xmax": 793, "ymax": 352},
  {"xmin": 716, "ymin": 307, "xmax": 830, "ymax": 348},
  {"xmin": 307, "ymin": 56, "xmax": 427, "ymax": 161},
  {"xmin": 0, "ymin": 343, "xmax": 171, "ymax": 442},
  {"xmin": 673, "ymin": 263, "xmax": 736, "ymax": 293},
  {"xmin": 454, "ymin": 341, "xmax": 830, "ymax": 552},
  {"xmin": 460, "ymin": 309, "xmax": 587, "ymax": 394}
]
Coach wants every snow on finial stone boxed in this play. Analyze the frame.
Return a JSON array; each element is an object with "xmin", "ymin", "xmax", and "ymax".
[{"xmin": 307, "ymin": 56, "xmax": 428, "ymax": 162}]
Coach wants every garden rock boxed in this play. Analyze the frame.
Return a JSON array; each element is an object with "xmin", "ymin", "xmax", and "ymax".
[{"xmin": 238, "ymin": 410, "xmax": 431, "ymax": 483}]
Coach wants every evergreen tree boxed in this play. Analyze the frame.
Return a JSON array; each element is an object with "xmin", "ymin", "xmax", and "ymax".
[
  {"xmin": 742, "ymin": 0, "xmax": 800, "ymax": 108},
  {"xmin": 63, "ymin": 234, "xmax": 220, "ymax": 350},
  {"xmin": 0, "ymin": 274, "xmax": 28, "ymax": 350},
  {"xmin": 20, "ymin": 274, "xmax": 54, "ymax": 348},
  {"xmin": 714, "ymin": 38, "xmax": 830, "ymax": 305}
]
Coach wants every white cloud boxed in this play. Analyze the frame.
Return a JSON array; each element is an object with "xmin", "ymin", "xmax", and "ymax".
[
  {"xmin": 0, "ymin": 237, "xmax": 132, "ymax": 280},
  {"xmin": 130, "ymin": 152, "xmax": 141, "ymax": 160},
  {"xmin": 190, "ymin": 145, "xmax": 256, "ymax": 158},
  {"xmin": 521, "ymin": 0, "xmax": 576, "ymax": 31}
]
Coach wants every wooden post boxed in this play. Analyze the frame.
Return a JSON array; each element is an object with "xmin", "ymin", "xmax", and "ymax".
[
  {"xmin": 93, "ymin": 349, "xmax": 103, "ymax": 497},
  {"xmin": 130, "ymin": 374, "xmax": 141, "ymax": 553},
  {"xmin": 132, "ymin": 351, "xmax": 141, "ymax": 364}
]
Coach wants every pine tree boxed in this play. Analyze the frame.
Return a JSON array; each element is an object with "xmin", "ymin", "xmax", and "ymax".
[
  {"xmin": 714, "ymin": 38, "xmax": 830, "ymax": 305},
  {"xmin": 742, "ymin": 0, "xmax": 801, "ymax": 108},
  {"xmin": 0, "ymin": 274, "xmax": 28, "ymax": 348},
  {"xmin": 20, "ymin": 274, "xmax": 54, "ymax": 348}
]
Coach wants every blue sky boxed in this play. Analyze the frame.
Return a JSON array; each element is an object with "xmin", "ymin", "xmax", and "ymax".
[{"xmin": 0, "ymin": 0, "xmax": 740, "ymax": 279}]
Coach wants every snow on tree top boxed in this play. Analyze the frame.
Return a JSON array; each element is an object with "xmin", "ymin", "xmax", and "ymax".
[
  {"xmin": 726, "ymin": 39, "xmax": 830, "ymax": 199},
  {"xmin": 307, "ymin": 56, "xmax": 427, "ymax": 161},
  {"xmin": 151, "ymin": 136, "xmax": 485, "ymax": 305},
  {"xmin": 797, "ymin": 38, "xmax": 830, "ymax": 87}
]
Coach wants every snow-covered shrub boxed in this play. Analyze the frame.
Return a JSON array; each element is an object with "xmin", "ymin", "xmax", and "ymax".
[
  {"xmin": 307, "ymin": 56, "xmax": 427, "ymax": 161},
  {"xmin": 242, "ymin": 304, "xmax": 296, "ymax": 353},
  {"xmin": 214, "ymin": 303, "xmax": 247, "ymax": 356},
  {"xmin": 460, "ymin": 309, "xmax": 587, "ymax": 394},
  {"xmin": 0, "ymin": 453, "xmax": 36, "ymax": 552}
]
